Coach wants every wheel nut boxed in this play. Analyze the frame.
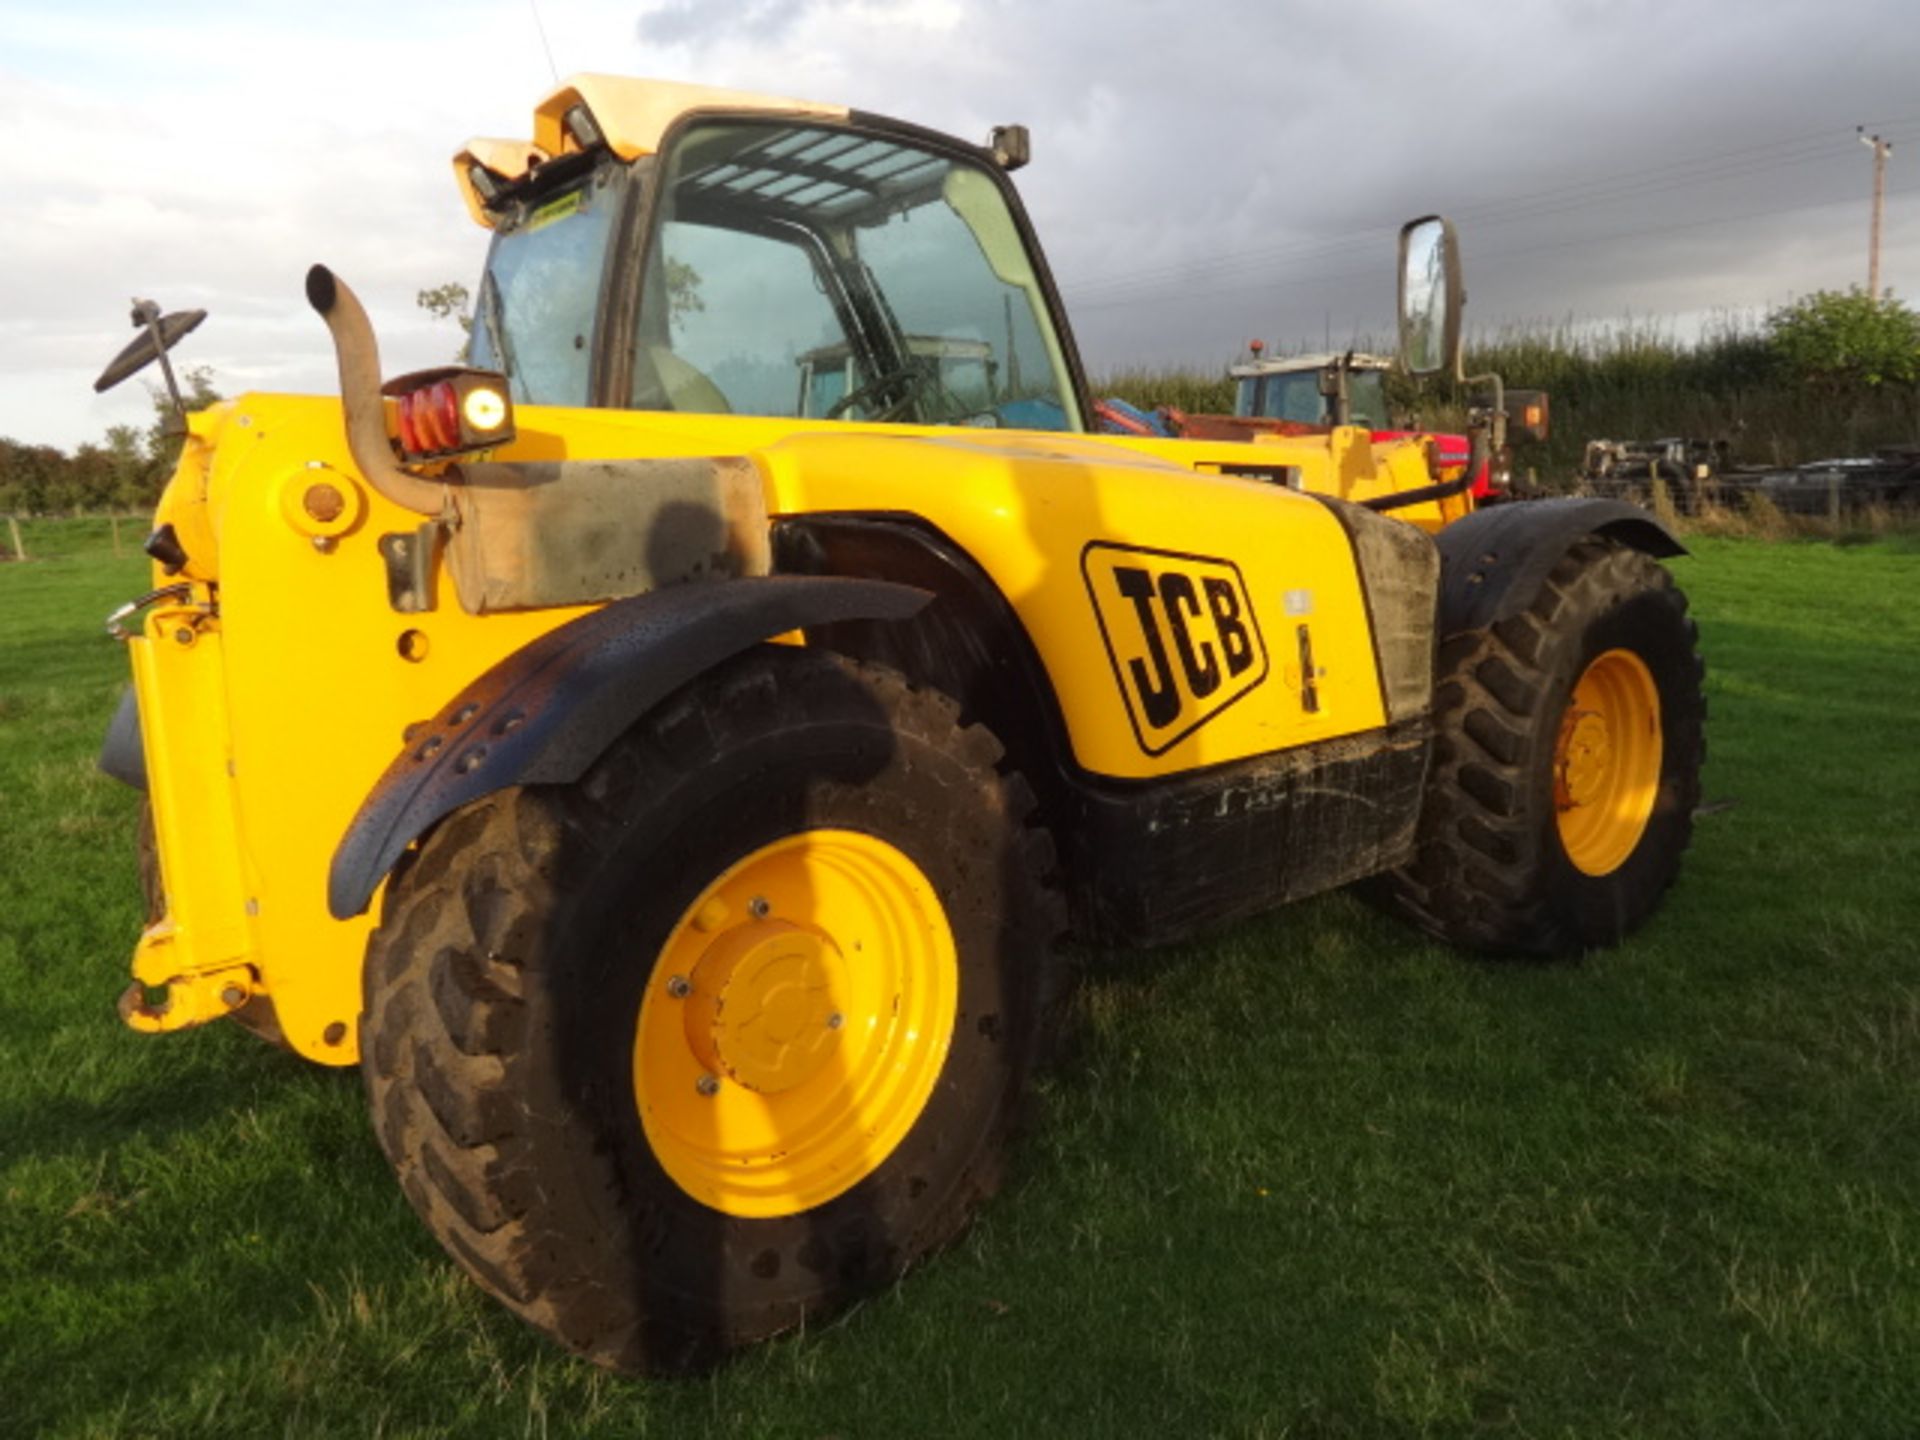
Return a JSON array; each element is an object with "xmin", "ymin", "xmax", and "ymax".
[
  {"xmin": 220, "ymin": 985, "xmax": 246, "ymax": 1008},
  {"xmin": 666, "ymin": 975, "xmax": 691, "ymax": 999},
  {"xmin": 695, "ymin": 1074, "xmax": 720, "ymax": 1097},
  {"xmin": 826, "ymin": 1012, "xmax": 844, "ymax": 1030},
  {"xmin": 748, "ymin": 896, "xmax": 771, "ymax": 920}
]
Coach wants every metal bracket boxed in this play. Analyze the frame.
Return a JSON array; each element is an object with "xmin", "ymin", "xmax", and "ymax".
[
  {"xmin": 378, "ymin": 518, "xmax": 447, "ymax": 613},
  {"xmin": 116, "ymin": 959, "xmax": 256, "ymax": 1035},
  {"xmin": 104, "ymin": 583, "xmax": 214, "ymax": 641}
]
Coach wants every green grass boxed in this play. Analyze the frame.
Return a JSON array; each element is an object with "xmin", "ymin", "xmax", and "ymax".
[{"xmin": 3, "ymin": 531, "xmax": 1918, "ymax": 1438}]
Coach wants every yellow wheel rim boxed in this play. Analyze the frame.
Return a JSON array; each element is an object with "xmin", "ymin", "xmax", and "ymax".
[
  {"xmin": 1553, "ymin": 648, "xmax": 1663, "ymax": 876},
  {"xmin": 633, "ymin": 830, "xmax": 958, "ymax": 1219}
]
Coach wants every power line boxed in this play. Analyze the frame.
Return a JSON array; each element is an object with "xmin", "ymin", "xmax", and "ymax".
[
  {"xmin": 1064, "ymin": 128, "xmax": 1920, "ymax": 305},
  {"xmin": 1067, "ymin": 180, "xmax": 1920, "ymax": 316},
  {"xmin": 1060, "ymin": 122, "xmax": 1920, "ymax": 307}
]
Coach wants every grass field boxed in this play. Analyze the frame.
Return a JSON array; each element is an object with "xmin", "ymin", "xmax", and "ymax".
[{"xmin": 3, "ymin": 520, "xmax": 1918, "ymax": 1438}]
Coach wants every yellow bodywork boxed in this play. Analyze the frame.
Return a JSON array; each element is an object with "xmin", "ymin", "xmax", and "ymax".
[
  {"xmin": 127, "ymin": 397, "xmax": 1448, "ymax": 1065},
  {"xmin": 122, "ymin": 71, "xmax": 1468, "ymax": 1066}
]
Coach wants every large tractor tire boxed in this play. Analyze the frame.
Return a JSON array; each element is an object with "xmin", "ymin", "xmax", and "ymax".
[
  {"xmin": 1386, "ymin": 536, "xmax": 1704, "ymax": 954},
  {"xmin": 359, "ymin": 648, "xmax": 1064, "ymax": 1373}
]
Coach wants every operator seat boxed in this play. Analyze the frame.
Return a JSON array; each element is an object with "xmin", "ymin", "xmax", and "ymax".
[{"xmin": 633, "ymin": 346, "xmax": 732, "ymax": 415}]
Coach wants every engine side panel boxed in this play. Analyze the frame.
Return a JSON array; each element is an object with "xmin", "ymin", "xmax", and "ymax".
[{"xmin": 755, "ymin": 428, "xmax": 1392, "ymax": 779}]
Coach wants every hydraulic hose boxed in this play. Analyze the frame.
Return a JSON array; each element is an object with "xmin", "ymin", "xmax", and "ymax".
[
  {"xmin": 305, "ymin": 264, "xmax": 446, "ymax": 516},
  {"xmin": 1361, "ymin": 424, "xmax": 1490, "ymax": 513}
]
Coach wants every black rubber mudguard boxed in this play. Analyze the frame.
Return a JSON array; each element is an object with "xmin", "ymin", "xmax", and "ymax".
[
  {"xmin": 1435, "ymin": 498, "xmax": 1685, "ymax": 635},
  {"xmin": 327, "ymin": 575, "xmax": 930, "ymax": 919},
  {"xmin": 99, "ymin": 688, "xmax": 147, "ymax": 791}
]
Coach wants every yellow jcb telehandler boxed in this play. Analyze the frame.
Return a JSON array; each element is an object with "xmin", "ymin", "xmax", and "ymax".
[{"xmin": 96, "ymin": 75, "xmax": 1703, "ymax": 1373}]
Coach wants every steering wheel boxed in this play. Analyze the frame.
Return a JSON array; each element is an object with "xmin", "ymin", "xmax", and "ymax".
[{"xmin": 824, "ymin": 361, "xmax": 931, "ymax": 423}]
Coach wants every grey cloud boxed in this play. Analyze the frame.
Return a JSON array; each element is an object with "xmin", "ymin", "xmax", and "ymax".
[
  {"xmin": 638, "ymin": 0, "xmax": 818, "ymax": 49},
  {"xmin": 6, "ymin": 0, "xmax": 1917, "ymax": 448}
]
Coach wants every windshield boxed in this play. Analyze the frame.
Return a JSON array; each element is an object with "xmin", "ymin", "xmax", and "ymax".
[
  {"xmin": 1347, "ymin": 372, "xmax": 1389, "ymax": 428},
  {"xmin": 1244, "ymin": 369, "xmax": 1390, "ymax": 428},
  {"xmin": 1255, "ymin": 372, "xmax": 1330, "ymax": 425},
  {"xmin": 631, "ymin": 120, "xmax": 1079, "ymax": 430},
  {"xmin": 468, "ymin": 162, "xmax": 624, "ymax": 405}
]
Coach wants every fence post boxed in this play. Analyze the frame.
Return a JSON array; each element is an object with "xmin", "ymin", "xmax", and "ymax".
[{"xmin": 6, "ymin": 515, "xmax": 23, "ymax": 561}]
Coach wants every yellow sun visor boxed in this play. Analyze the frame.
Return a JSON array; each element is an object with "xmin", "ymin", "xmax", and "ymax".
[{"xmin": 453, "ymin": 74, "xmax": 849, "ymax": 229}]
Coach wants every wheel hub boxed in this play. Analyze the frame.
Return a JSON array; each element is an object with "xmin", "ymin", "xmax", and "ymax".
[
  {"xmin": 1552, "ymin": 648, "xmax": 1663, "ymax": 877},
  {"xmin": 1556, "ymin": 709, "xmax": 1615, "ymax": 810},
  {"xmin": 684, "ymin": 921, "xmax": 845, "ymax": 1094},
  {"xmin": 633, "ymin": 829, "xmax": 959, "ymax": 1218}
]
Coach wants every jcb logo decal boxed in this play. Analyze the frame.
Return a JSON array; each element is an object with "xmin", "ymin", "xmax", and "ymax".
[{"xmin": 1082, "ymin": 542, "xmax": 1268, "ymax": 755}]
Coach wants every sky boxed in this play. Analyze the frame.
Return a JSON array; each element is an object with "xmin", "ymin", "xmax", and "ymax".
[{"xmin": 3, "ymin": 0, "xmax": 1916, "ymax": 451}]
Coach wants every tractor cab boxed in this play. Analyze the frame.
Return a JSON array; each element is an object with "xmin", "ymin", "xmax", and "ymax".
[
  {"xmin": 796, "ymin": 334, "xmax": 996, "ymax": 421},
  {"xmin": 460, "ymin": 91, "xmax": 1081, "ymax": 432},
  {"xmin": 1232, "ymin": 349, "xmax": 1394, "ymax": 430}
]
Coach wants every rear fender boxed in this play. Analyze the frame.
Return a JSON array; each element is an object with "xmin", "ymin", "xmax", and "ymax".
[
  {"xmin": 328, "ymin": 574, "xmax": 929, "ymax": 919},
  {"xmin": 100, "ymin": 688, "xmax": 147, "ymax": 791},
  {"xmin": 1436, "ymin": 498, "xmax": 1685, "ymax": 635}
]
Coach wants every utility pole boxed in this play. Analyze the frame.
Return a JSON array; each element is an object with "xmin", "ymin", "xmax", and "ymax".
[{"xmin": 1859, "ymin": 127, "xmax": 1894, "ymax": 299}]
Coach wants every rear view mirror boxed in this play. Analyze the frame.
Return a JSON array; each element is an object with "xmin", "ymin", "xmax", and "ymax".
[
  {"xmin": 1397, "ymin": 216, "xmax": 1462, "ymax": 378},
  {"xmin": 93, "ymin": 303, "xmax": 206, "ymax": 393}
]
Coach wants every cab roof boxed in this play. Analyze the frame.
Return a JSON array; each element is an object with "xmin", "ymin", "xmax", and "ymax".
[
  {"xmin": 1229, "ymin": 351, "xmax": 1394, "ymax": 378},
  {"xmin": 452, "ymin": 74, "xmax": 850, "ymax": 228}
]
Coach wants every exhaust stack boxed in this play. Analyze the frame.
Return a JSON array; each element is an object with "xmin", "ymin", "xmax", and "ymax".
[{"xmin": 305, "ymin": 265, "xmax": 447, "ymax": 517}]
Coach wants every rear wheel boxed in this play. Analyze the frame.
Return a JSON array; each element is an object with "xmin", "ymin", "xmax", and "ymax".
[
  {"xmin": 359, "ymin": 649, "xmax": 1063, "ymax": 1372},
  {"xmin": 1385, "ymin": 537, "xmax": 1704, "ymax": 954}
]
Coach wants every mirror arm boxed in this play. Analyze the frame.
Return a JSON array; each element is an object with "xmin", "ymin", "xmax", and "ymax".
[
  {"xmin": 1459, "ymin": 368, "xmax": 1508, "ymax": 455},
  {"xmin": 134, "ymin": 300, "xmax": 189, "ymax": 437}
]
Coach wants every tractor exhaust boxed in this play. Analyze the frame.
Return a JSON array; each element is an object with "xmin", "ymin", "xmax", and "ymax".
[{"xmin": 305, "ymin": 264, "xmax": 447, "ymax": 517}]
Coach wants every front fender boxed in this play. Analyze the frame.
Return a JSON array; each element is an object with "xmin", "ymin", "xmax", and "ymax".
[
  {"xmin": 327, "ymin": 574, "xmax": 929, "ymax": 919},
  {"xmin": 1435, "ymin": 498, "xmax": 1685, "ymax": 635}
]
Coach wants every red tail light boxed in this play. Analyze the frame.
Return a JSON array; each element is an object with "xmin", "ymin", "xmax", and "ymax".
[
  {"xmin": 431, "ymin": 382, "xmax": 458, "ymax": 447},
  {"xmin": 382, "ymin": 367, "xmax": 515, "ymax": 462},
  {"xmin": 395, "ymin": 392, "xmax": 422, "ymax": 454}
]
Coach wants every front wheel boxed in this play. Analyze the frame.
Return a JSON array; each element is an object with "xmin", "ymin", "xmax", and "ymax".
[
  {"xmin": 1385, "ymin": 537, "xmax": 1705, "ymax": 954},
  {"xmin": 359, "ymin": 649, "xmax": 1063, "ymax": 1373}
]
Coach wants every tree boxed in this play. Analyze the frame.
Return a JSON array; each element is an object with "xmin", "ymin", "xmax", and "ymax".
[
  {"xmin": 103, "ymin": 424, "xmax": 158, "ymax": 510},
  {"xmin": 665, "ymin": 258, "xmax": 704, "ymax": 325},
  {"xmin": 145, "ymin": 365, "xmax": 222, "ymax": 477},
  {"xmin": 418, "ymin": 283, "xmax": 473, "ymax": 363},
  {"xmin": 419, "ymin": 262, "xmax": 705, "ymax": 368},
  {"xmin": 1767, "ymin": 289, "xmax": 1920, "ymax": 397}
]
